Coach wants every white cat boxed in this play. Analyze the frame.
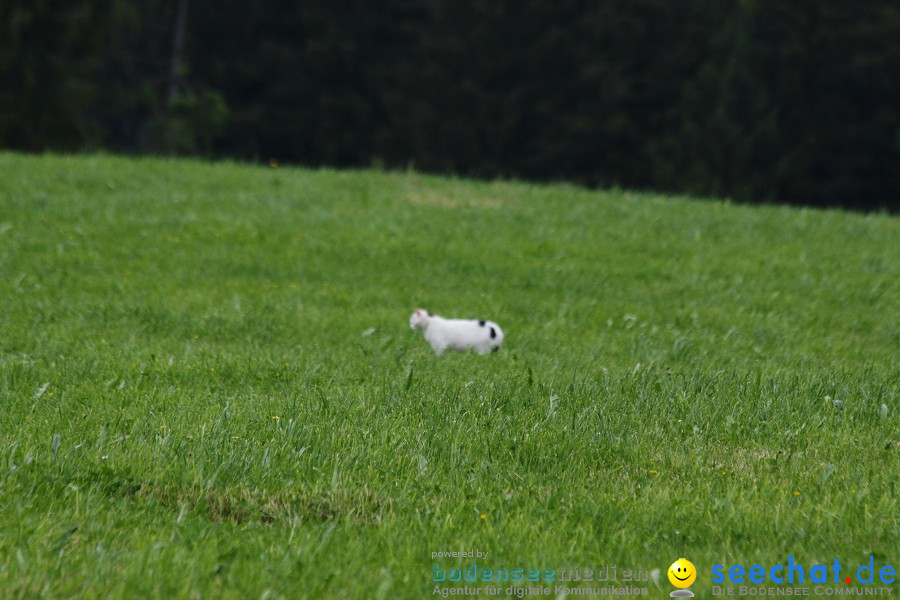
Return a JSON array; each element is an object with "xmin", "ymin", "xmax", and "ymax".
[{"xmin": 409, "ymin": 308, "xmax": 504, "ymax": 355}]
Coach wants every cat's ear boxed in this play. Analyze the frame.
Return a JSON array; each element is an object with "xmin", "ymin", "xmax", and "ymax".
[{"xmin": 414, "ymin": 308, "xmax": 423, "ymax": 316}]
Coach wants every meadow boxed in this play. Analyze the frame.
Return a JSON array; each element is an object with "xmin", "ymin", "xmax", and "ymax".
[{"xmin": 0, "ymin": 153, "xmax": 897, "ymax": 598}]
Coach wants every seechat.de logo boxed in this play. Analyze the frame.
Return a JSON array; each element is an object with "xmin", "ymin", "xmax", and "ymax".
[{"xmin": 711, "ymin": 556, "xmax": 896, "ymax": 586}]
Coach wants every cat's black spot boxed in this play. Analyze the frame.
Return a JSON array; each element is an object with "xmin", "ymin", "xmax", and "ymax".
[
  {"xmin": 479, "ymin": 320, "xmax": 486, "ymax": 327},
  {"xmin": 492, "ymin": 346, "xmax": 499, "ymax": 353},
  {"xmin": 489, "ymin": 327, "xmax": 496, "ymax": 339},
  {"xmin": 427, "ymin": 311, "xmax": 433, "ymax": 317}
]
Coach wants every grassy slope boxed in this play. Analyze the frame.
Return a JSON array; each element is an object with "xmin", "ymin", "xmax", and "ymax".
[{"xmin": 0, "ymin": 153, "xmax": 897, "ymax": 598}]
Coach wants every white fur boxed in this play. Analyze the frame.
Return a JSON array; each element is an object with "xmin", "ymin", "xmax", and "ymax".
[{"xmin": 409, "ymin": 308, "xmax": 504, "ymax": 355}]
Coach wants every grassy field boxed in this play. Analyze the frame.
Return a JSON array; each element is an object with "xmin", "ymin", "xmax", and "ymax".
[{"xmin": 0, "ymin": 153, "xmax": 897, "ymax": 599}]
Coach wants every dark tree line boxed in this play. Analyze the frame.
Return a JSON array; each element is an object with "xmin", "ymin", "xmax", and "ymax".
[{"xmin": 2, "ymin": 0, "xmax": 898, "ymax": 211}]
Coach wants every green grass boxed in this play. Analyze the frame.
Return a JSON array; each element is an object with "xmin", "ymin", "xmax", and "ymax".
[{"xmin": 0, "ymin": 152, "xmax": 897, "ymax": 599}]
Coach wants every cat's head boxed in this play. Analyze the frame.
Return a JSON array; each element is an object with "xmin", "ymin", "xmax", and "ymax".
[{"xmin": 409, "ymin": 308, "xmax": 431, "ymax": 330}]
